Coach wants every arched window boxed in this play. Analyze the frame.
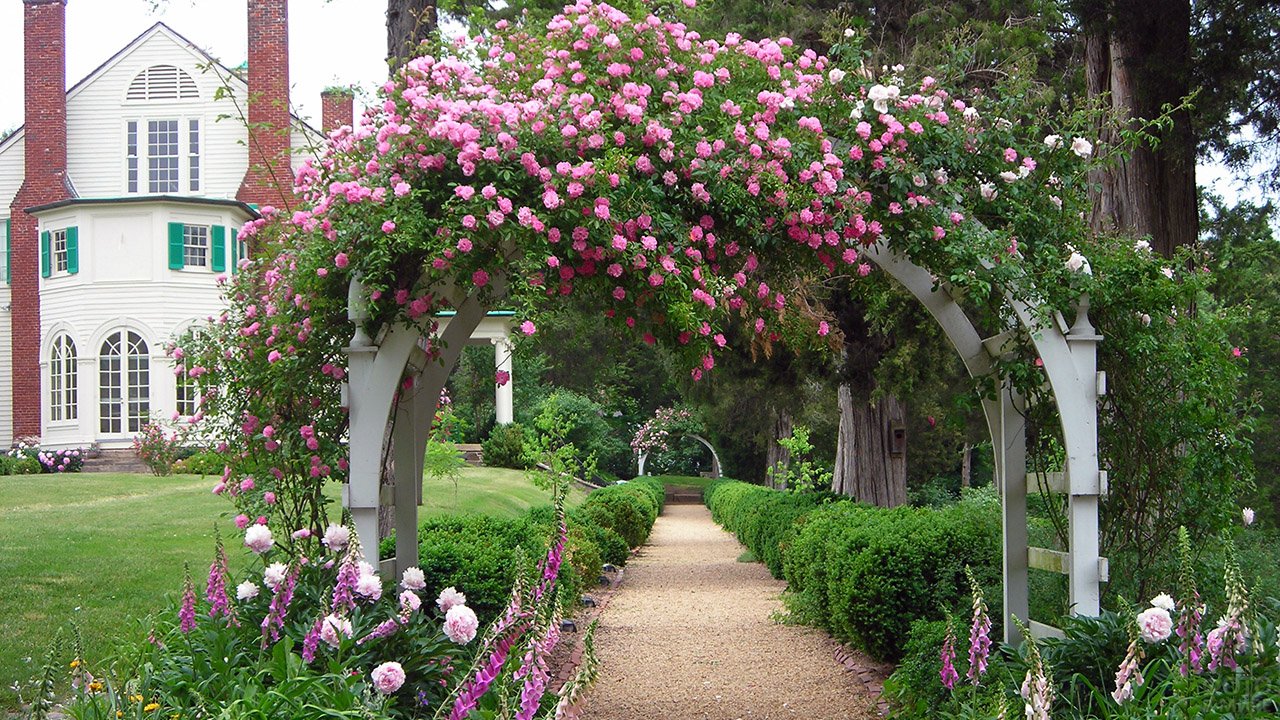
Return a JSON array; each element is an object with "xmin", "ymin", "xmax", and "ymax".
[
  {"xmin": 100, "ymin": 331, "xmax": 150, "ymax": 433},
  {"xmin": 49, "ymin": 334, "xmax": 78, "ymax": 422},
  {"xmin": 174, "ymin": 330, "xmax": 200, "ymax": 418}
]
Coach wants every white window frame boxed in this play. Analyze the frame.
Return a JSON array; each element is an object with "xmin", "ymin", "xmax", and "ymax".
[
  {"xmin": 182, "ymin": 224, "xmax": 210, "ymax": 269},
  {"xmin": 50, "ymin": 334, "xmax": 78, "ymax": 423},
  {"xmin": 99, "ymin": 330, "xmax": 150, "ymax": 435},
  {"xmin": 126, "ymin": 117, "xmax": 201, "ymax": 195},
  {"xmin": 51, "ymin": 228, "xmax": 69, "ymax": 275}
]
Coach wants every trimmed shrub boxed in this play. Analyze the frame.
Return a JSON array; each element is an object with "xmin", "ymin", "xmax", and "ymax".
[
  {"xmin": 482, "ymin": 423, "xmax": 530, "ymax": 469},
  {"xmin": 706, "ymin": 480, "xmax": 1002, "ymax": 662},
  {"xmin": 173, "ymin": 449, "xmax": 225, "ymax": 476},
  {"xmin": 581, "ymin": 486, "xmax": 652, "ymax": 548}
]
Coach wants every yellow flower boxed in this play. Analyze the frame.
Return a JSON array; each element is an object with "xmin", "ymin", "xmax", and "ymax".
[
  {"xmin": 131, "ymin": 694, "xmax": 144, "ymax": 703},
  {"xmin": 88, "ymin": 680, "xmax": 104, "ymax": 692},
  {"xmin": 116, "ymin": 712, "xmax": 123, "ymax": 719},
  {"xmin": 144, "ymin": 703, "xmax": 160, "ymax": 712},
  {"xmin": 69, "ymin": 659, "xmax": 81, "ymax": 669}
]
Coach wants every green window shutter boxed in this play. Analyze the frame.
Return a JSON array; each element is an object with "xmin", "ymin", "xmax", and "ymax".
[
  {"xmin": 66, "ymin": 226, "xmax": 79, "ymax": 275},
  {"xmin": 40, "ymin": 231, "xmax": 51, "ymax": 278},
  {"xmin": 211, "ymin": 225, "xmax": 226, "ymax": 272},
  {"xmin": 168, "ymin": 222, "xmax": 185, "ymax": 270}
]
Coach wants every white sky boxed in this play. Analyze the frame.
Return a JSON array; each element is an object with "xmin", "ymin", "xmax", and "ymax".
[
  {"xmin": 0, "ymin": 0, "xmax": 390, "ymax": 133},
  {"xmin": 0, "ymin": 0, "xmax": 1272, "ymax": 212}
]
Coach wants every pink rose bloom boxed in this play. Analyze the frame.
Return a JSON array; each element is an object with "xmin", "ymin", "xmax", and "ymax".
[
  {"xmin": 381, "ymin": 220, "xmax": 397, "ymax": 233},
  {"xmin": 437, "ymin": 586, "xmax": 467, "ymax": 613},
  {"xmin": 371, "ymin": 661, "xmax": 406, "ymax": 695},
  {"xmin": 1137, "ymin": 606, "xmax": 1173, "ymax": 644},
  {"xmin": 234, "ymin": 513, "xmax": 251, "ymax": 529},
  {"xmin": 263, "ymin": 491, "xmax": 276, "ymax": 505},
  {"xmin": 244, "ymin": 524, "xmax": 274, "ymax": 554},
  {"xmin": 520, "ymin": 320, "xmax": 536, "ymax": 336},
  {"xmin": 443, "ymin": 604, "xmax": 479, "ymax": 644},
  {"xmin": 239, "ymin": 477, "xmax": 255, "ymax": 492}
]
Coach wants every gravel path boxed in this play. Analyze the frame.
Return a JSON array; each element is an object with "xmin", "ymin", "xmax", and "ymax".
[{"xmin": 575, "ymin": 504, "xmax": 879, "ymax": 720}]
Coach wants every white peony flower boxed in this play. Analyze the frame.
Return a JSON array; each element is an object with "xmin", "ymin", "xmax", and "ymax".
[
  {"xmin": 263, "ymin": 562, "xmax": 288, "ymax": 592},
  {"xmin": 236, "ymin": 581, "xmax": 260, "ymax": 601},
  {"xmin": 400, "ymin": 590, "xmax": 422, "ymax": 613},
  {"xmin": 1150, "ymin": 593, "xmax": 1176, "ymax": 612},
  {"xmin": 321, "ymin": 524, "xmax": 350, "ymax": 552},
  {"xmin": 355, "ymin": 573, "xmax": 382, "ymax": 601},
  {"xmin": 1043, "ymin": 134, "xmax": 1062, "ymax": 149},
  {"xmin": 319, "ymin": 613, "xmax": 353, "ymax": 648},
  {"xmin": 1071, "ymin": 137, "xmax": 1093, "ymax": 158},
  {"xmin": 244, "ymin": 524, "xmax": 273, "ymax": 554},
  {"xmin": 401, "ymin": 566, "xmax": 426, "ymax": 591}
]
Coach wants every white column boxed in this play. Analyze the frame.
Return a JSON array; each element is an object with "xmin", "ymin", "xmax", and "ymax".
[{"xmin": 493, "ymin": 336, "xmax": 513, "ymax": 425}]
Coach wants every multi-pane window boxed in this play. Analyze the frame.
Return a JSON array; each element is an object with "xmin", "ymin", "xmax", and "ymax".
[
  {"xmin": 52, "ymin": 229, "xmax": 69, "ymax": 273},
  {"xmin": 100, "ymin": 331, "xmax": 149, "ymax": 434},
  {"xmin": 127, "ymin": 122, "xmax": 139, "ymax": 193},
  {"xmin": 148, "ymin": 120, "xmax": 180, "ymax": 193},
  {"xmin": 50, "ymin": 335, "xmax": 78, "ymax": 422},
  {"xmin": 127, "ymin": 119, "xmax": 201, "ymax": 194},
  {"xmin": 183, "ymin": 225, "xmax": 209, "ymax": 267},
  {"xmin": 188, "ymin": 120, "xmax": 200, "ymax": 192}
]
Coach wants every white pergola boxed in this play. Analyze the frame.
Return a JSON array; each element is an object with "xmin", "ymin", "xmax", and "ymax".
[{"xmin": 342, "ymin": 240, "xmax": 1104, "ymax": 643}]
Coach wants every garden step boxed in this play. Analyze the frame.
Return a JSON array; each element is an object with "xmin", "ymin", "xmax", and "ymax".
[
  {"xmin": 81, "ymin": 449, "xmax": 150, "ymax": 474},
  {"xmin": 663, "ymin": 485, "xmax": 704, "ymax": 504},
  {"xmin": 455, "ymin": 443, "xmax": 484, "ymax": 466}
]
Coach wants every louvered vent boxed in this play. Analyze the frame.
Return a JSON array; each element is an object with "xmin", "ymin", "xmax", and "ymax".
[{"xmin": 126, "ymin": 65, "xmax": 199, "ymax": 101}]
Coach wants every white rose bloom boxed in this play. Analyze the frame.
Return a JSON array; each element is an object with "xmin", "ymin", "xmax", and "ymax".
[
  {"xmin": 868, "ymin": 84, "xmax": 900, "ymax": 114},
  {"xmin": 963, "ymin": 106, "xmax": 980, "ymax": 121},
  {"xmin": 999, "ymin": 170, "xmax": 1019, "ymax": 183},
  {"xmin": 980, "ymin": 182, "xmax": 999, "ymax": 201},
  {"xmin": 933, "ymin": 168, "xmax": 950, "ymax": 185},
  {"xmin": 1071, "ymin": 137, "xmax": 1094, "ymax": 158},
  {"xmin": 1065, "ymin": 250, "xmax": 1088, "ymax": 273},
  {"xmin": 849, "ymin": 101, "xmax": 864, "ymax": 119},
  {"xmin": 1043, "ymin": 134, "xmax": 1062, "ymax": 149},
  {"xmin": 1150, "ymin": 593, "xmax": 1176, "ymax": 612},
  {"xmin": 780, "ymin": 96, "xmax": 795, "ymax": 110},
  {"xmin": 828, "ymin": 68, "xmax": 846, "ymax": 84},
  {"xmin": 844, "ymin": 28, "xmax": 856, "ymax": 38},
  {"xmin": 1162, "ymin": 267, "xmax": 1175, "ymax": 279},
  {"xmin": 236, "ymin": 581, "xmax": 260, "ymax": 601},
  {"xmin": 1141, "ymin": 313, "xmax": 1152, "ymax": 326},
  {"xmin": 1134, "ymin": 239, "xmax": 1151, "ymax": 252}
]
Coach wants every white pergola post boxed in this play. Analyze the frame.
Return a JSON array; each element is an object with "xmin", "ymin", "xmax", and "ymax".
[{"xmin": 494, "ymin": 336, "xmax": 514, "ymax": 425}]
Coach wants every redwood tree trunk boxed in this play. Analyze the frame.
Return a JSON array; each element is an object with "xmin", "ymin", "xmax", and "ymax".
[
  {"xmin": 960, "ymin": 442, "xmax": 972, "ymax": 489},
  {"xmin": 1082, "ymin": 0, "xmax": 1197, "ymax": 257},
  {"xmin": 387, "ymin": 0, "xmax": 438, "ymax": 70},
  {"xmin": 832, "ymin": 384, "xmax": 907, "ymax": 507}
]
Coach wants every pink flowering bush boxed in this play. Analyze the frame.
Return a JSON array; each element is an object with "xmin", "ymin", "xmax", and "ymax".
[{"xmin": 132, "ymin": 419, "xmax": 189, "ymax": 476}]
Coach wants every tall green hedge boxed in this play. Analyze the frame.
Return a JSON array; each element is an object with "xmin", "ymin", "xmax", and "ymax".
[{"xmin": 704, "ymin": 481, "xmax": 1002, "ymax": 661}]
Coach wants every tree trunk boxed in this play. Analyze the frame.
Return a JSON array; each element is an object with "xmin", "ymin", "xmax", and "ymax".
[
  {"xmin": 832, "ymin": 384, "xmax": 908, "ymax": 507},
  {"xmin": 1082, "ymin": 0, "xmax": 1196, "ymax": 257},
  {"xmin": 387, "ymin": 0, "xmax": 438, "ymax": 71},
  {"xmin": 960, "ymin": 442, "xmax": 972, "ymax": 489},
  {"xmin": 766, "ymin": 406, "xmax": 793, "ymax": 489}
]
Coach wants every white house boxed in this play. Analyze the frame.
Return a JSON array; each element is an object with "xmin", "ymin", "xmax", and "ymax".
[{"xmin": 0, "ymin": 0, "xmax": 346, "ymax": 450}]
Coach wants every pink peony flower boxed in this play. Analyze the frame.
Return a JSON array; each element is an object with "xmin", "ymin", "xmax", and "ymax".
[
  {"xmin": 319, "ymin": 613, "xmax": 353, "ymax": 647},
  {"xmin": 444, "ymin": 604, "xmax": 479, "ymax": 644},
  {"xmin": 400, "ymin": 590, "xmax": 422, "ymax": 613},
  {"xmin": 371, "ymin": 661, "xmax": 406, "ymax": 695},
  {"xmin": 437, "ymin": 586, "xmax": 467, "ymax": 612},
  {"xmin": 1137, "ymin": 606, "xmax": 1173, "ymax": 643},
  {"xmin": 244, "ymin": 524, "xmax": 274, "ymax": 554},
  {"xmin": 355, "ymin": 573, "xmax": 383, "ymax": 601}
]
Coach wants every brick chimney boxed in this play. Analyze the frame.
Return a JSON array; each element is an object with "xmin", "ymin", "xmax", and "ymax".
[
  {"xmin": 236, "ymin": 0, "xmax": 293, "ymax": 209},
  {"xmin": 320, "ymin": 87, "xmax": 355, "ymax": 135},
  {"xmin": 9, "ymin": 0, "xmax": 71, "ymax": 439}
]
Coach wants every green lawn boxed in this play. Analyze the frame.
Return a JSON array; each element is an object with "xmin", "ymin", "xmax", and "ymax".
[{"xmin": 0, "ymin": 465, "xmax": 572, "ymax": 709}]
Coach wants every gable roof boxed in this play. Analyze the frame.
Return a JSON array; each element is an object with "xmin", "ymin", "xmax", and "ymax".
[{"xmin": 0, "ymin": 21, "xmax": 322, "ymax": 156}]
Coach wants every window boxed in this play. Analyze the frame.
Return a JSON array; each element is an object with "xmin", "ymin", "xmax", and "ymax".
[
  {"xmin": 188, "ymin": 120, "xmax": 200, "ymax": 192},
  {"xmin": 183, "ymin": 225, "xmax": 208, "ymax": 267},
  {"xmin": 126, "ymin": 65, "xmax": 199, "ymax": 101},
  {"xmin": 40, "ymin": 227, "xmax": 78, "ymax": 278},
  {"xmin": 100, "ymin": 331, "xmax": 149, "ymax": 434},
  {"xmin": 2, "ymin": 219, "xmax": 9, "ymax": 283},
  {"xmin": 50, "ymin": 335, "xmax": 78, "ymax": 422},
  {"xmin": 148, "ymin": 120, "xmax": 179, "ymax": 193},
  {"xmin": 127, "ymin": 119, "xmax": 200, "ymax": 194},
  {"xmin": 169, "ymin": 223, "xmax": 225, "ymax": 272}
]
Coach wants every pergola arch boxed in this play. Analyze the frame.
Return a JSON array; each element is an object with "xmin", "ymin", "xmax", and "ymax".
[
  {"xmin": 344, "ymin": 241, "xmax": 1102, "ymax": 644},
  {"xmin": 636, "ymin": 432, "xmax": 722, "ymax": 479}
]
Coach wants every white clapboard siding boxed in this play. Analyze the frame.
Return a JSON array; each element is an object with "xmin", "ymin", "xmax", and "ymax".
[
  {"xmin": 0, "ymin": 136, "xmax": 26, "ymax": 210},
  {"xmin": 0, "ymin": 283, "xmax": 11, "ymax": 447}
]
